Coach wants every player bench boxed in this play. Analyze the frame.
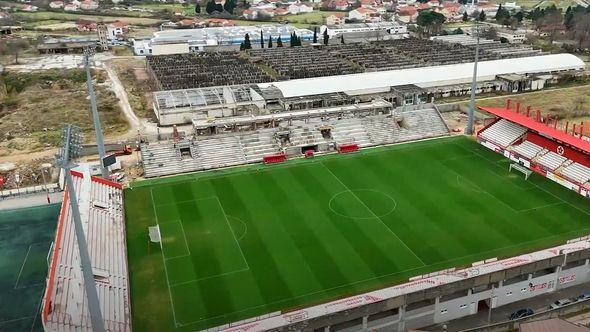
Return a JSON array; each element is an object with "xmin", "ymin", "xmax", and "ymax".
[
  {"xmin": 337, "ymin": 143, "xmax": 359, "ymax": 154},
  {"xmin": 509, "ymin": 163, "xmax": 533, "ymax": 180},
  {"xmin": 263, "ymin": 153, "xmax": 286, "ymax": 164}
]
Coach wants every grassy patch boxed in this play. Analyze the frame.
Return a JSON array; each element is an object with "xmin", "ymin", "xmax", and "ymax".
[
  {"xmin": 468, "ymin": 85, "xmax": 590, "ymax": 122},
  {"xmin": 0, "ymin": 69, "xmax": 129, "ymax": 156},
  {"xmin": 12, "ymin": 11, "xmax": 164, "ymax": 26}
]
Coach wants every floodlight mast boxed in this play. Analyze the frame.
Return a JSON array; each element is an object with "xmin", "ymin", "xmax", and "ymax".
[
  {"xmin": 465, "ymin": 21, "xmax": 480, "ymax": 135},
  {"xmin": 56, "ymin": 124, "xmax": 105, "ymax": 332},
  {"xmin": 84, "ymin": 47, "xmax": 109, "ymax": 179}
]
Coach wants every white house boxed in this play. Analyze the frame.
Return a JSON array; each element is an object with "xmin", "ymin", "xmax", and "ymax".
[
  {"xmin": 64, "ymin": 3, "xmax": 79, "ymax": 11},
  {"xmin": 326, "ymin": 13, "xmax": 346, "ymax": 26},
  {"xmin": 49, "ymin": 1, "xmax": 64, "ymax": 9},
  {"xmin": 107, "ymin": 20, "xmax": 128, "ymax": 40},
  {"xmin": 80, "ymin": 0, "xmax": 98, "ymax": 10},
  {"xmin": 287, "ymin": 3, "xmax": 313, "ymax": 14},
  {"xmin": 348, "ymin": 7, "xmax": 377, "ymax": 21}
]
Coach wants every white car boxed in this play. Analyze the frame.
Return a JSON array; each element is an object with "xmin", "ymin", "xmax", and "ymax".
[{"xmin": 550, "ymin": 298, "xmax": 572, "ymax": 309}]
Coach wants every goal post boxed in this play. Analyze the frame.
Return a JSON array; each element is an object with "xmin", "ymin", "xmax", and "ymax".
[{"xmin": 509, "ymin": 163, "xmax": 532, "ymax": 180}]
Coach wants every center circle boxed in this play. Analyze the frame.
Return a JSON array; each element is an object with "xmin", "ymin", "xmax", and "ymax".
[{"xmin": 329, "ymin": 189, "xmax": 397, "ymax": 220}]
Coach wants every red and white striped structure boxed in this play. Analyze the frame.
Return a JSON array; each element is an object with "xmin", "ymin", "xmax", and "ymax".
[
  {"xmin": 477, "ymin": 99, "xmax": 590, "ymax": 199},
  {"xmin": 42, "ymin": 166, "xmax": 130, "ymax": 331}
]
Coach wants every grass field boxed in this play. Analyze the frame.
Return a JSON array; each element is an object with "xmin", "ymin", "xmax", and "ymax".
[
  {"xmin": 0, "ymin": 204, "xmax": 59, "ymax": 332},
  {"xmin": 125, "ymin": 136, "xmax": 590, "ymax": 331}
]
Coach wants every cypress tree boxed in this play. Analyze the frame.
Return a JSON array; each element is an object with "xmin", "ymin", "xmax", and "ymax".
[
  {"xmin": 244, "ymin": 33, "xmax": 251, "ymax": 49},
  {"xmin": 313, "ymin": 27, "xmax": 318, "ymax": 43},
  {"xmin": 322, "ymin": 29, "xmax": 329, "ymax": 45},
  {"xmin": 277, "ymin": 36, "xmax": 283, "ymax": 47},
  {"xmin": 268, "ymin": 35, "xmax": 273, "ymax": 48},
  {"xmin": 195, "ymin": 2, "xmax": 201, "ymax": 14},
  {"xmin": 260, "ymin": 30, "xmax": 264, "ymax": 48},
  {"xmin": 340, "ymin": 34, "xmax": 344, "ymax": 44}
]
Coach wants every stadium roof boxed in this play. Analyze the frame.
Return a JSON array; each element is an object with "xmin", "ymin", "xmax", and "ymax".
[
  {"xmin": 479, "ymin": 105, "xmax": 590, "ymax": 154},
  {"xmin": 257, "ymin": 54, "xmax": 585, "ymax": 98}
]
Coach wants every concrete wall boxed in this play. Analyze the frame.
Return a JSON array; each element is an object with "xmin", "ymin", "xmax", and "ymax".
[{"xmin": 275, "ymin": 252, "xmax": 590, "ymax": 332}]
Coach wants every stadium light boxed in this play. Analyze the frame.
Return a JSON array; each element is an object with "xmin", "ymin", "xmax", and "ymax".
[
  {"xmin": 465, "ymin": 22, "xmax": 480, "ymax": 135},
  {"xmin": 56, "ymin": 124, "xmax": 105, "ymax": 332},
  {"xmin": 83, "ymin": 47, "xmax": 109, "ymax": 179}
]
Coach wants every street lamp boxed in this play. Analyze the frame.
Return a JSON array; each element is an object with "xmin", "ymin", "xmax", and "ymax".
[
  {"xmin": 55, "ymin": 124, "xmax": 105, "ymax": 332},
  {"xmin": 83, "ymin": 47, "xmax": 109, "ymax": 179},
  {"xmin": 41, "ymin": 163, "xmax": 52, "ymax": 204},
  {"xmin": 465, "ymin": 21, "xmax": 480, "ymax": 135}
]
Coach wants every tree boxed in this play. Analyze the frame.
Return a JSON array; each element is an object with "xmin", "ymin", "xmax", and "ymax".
[
  {"xmin": 2, "ymin": 39, "xmax": 29, "ymax": 64},
  {"xmin": 195, "ymin": 2, "xmax": 201, "ymax": 14},
  {"xmin": 514, "ymin": 11, "xmax": 524, "ymax": 22},
  {"xmin": 277, "ymin": 36, "xmax": 283, "ymax": 47},
  {"xmin": 416, "ymin": 10, "xmax": 446, "ymax": 36},
  {"xmin": 478, "ymin": 10, "xmax": 486, "ymax": 21},
  {"xmin": 313, "ymin": 27, "xmax": 318, "ymax": 43},
  {"xmin": 454, "ymin": 27, "xmax": 464, "ymax": 34},
  {"xmin": 323, "ymin": 28, "xmax": 329, "ymax": 45},
  {"xmin": 340, "ymin": 34, "xmax": 345, "ymax": 44},
  {"xmin": 260, "ymin": 30, "xmax": 264, "ymax": 48},
  {"xmin": 205, "ymin": 0, "xmax": 215, "ymax": 14},
  {"xmin": 244, "ymin": 33, "xmax": 252, "ymax": 49},
  {"xmin": 268, "ymin": 36, "xmax": 273, "ymax": 48},
  {"xmin": 223, "ymin": 0, "xmax": 235, "ymax": 14},
  {"xmin": 239, "ymin": 42, "xmax": 245, "ymax": 51},
  {"xmin": 462, "ymin": 11, "xmax": 469, "ymax": 22},
  {"xmin": 484, "ymin": 26, "xmax": 498, "ymax": 40},
  {"xmin": 495, "ymin": 4, "xmax": 511, "ymax": 25},
  {"xmin": 572, "ymin": 11, "xmax": 590, "ymax": 49}
]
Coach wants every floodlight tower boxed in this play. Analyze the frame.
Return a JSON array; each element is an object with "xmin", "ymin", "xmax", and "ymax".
[
  {"xmin": 465, "ymin": 21, "xmax": 480, "ymax": 135},
  {"xmin": 83, "ymin": 47, "xmax": 109, "ymax": 179},
  {"xmin": 56, "ymin": 124, "xmax": 105, "ymax": 332}
]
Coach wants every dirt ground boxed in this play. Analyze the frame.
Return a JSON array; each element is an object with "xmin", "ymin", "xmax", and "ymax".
[
  {"xmin": 109, "ymin": 57, "xmax": 157, "ymax": 122},
  {"xmin": 0, "ymin": 68, "xmax": 129, "ymax": 157}
]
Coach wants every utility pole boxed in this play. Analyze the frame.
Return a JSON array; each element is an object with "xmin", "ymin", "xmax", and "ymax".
[
  {"xmin": 465, "ymin": 22, "xmax": 480, "ymax": 135},
  {"xmin": 56, "ymin": 124, "xmax": 105, "ymax": 332},
  {"xmin": 83, "ymin": 47, "xmax": 109, "ymax": 179}
]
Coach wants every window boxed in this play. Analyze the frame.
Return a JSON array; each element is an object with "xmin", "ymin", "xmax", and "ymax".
[
  {"xmin": 459, "ymin": 304, "xmax": 467, "ymax": 309},
  {"xmin": 506, "ymin": 291, "xmax": 513, "ymax": 296},
  {"xmin": 440, "ymin": 309, "xmax": 448, "ymax": 314}
]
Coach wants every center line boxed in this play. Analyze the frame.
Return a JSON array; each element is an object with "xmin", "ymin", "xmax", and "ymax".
[{"xmin": 320, "ymin": 162, "xmax": 426, "ymax": 267}]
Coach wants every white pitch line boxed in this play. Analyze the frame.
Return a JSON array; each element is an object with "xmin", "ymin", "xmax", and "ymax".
[
  {"xmin": 150, "ymin": 188, "xmax": 180, "ymax": 327},
  {"xmin": 173, "ymin": 223, "xmax": 590, "ymax": 328},
  {"xmin": 214, "ymin": 196, "xmax": 250, "ymax": 270},
  {"xmin": 169, "ymin": 267, "xmax": 251, "ymax": 287},
  {"xmin": 14, "ymin": 244, "xmax": 32, "ymax": 289},
  {"xmin": 319, "ymin": 162, "xmax": 426, "ymax": 267}
]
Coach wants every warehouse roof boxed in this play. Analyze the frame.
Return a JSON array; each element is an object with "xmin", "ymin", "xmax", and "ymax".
[{"xmin": 257, "ymin": 54, "xmax": 585, "ymax": 98}]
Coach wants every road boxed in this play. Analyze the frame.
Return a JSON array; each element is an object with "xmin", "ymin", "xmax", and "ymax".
[{"xmin": 423, "ymin": 282, "xmax": 590, "ymax": 331}]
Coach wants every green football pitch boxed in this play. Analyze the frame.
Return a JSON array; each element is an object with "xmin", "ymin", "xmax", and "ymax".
[{"xmin": 125, "ymin": 136, "xmax": 590, "ymax": 331}]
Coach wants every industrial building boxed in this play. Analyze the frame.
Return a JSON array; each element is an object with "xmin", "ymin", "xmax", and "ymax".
[{"xmin": 132, "ymin": 24, "xmax": 313, "ymax": 55}]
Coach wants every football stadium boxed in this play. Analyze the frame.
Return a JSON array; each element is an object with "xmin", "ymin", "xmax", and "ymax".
[
  {"xmin": 125, "ymin": 133, "xmax": 590, "ymax": 331},
  {"xmin": 28, "ymin": 37, "xmax": 590, "ymax": 332}
]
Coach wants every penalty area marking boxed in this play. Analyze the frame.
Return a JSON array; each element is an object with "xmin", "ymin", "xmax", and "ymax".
[
  {"xmin": 328, "ymin": 189, "xmax": 397, "ymax": 220},
  {"xmin": 226, "ymin": 215, "xmax": 248, "ymax": 241}
]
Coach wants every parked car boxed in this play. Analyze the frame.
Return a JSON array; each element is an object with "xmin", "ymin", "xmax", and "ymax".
[
  {"xmin": 576, "ymin": 292, "xmax": 590, "ymax": 301},
  {"xmin": 550, "ymin": 298, "xmax": 572, "ymax": 309},
  {"xmin": 509, "ymin": 308, "xmax": 534, "ymax": 320}
]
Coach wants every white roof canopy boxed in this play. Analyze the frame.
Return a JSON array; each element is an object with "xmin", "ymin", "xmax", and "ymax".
[{"xmin": 257, "ymin": 54, "xmax": 585, "ymax": 98}]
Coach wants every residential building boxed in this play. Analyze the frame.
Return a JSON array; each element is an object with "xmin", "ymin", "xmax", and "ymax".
[
  {"xmin": 349, "ymin": 7, "xmax": 377, "ymax": 21},
  {"xmin": 49, "ymin": 1, "xmax": 64, "ymax": 9},
  {"xmin": 397, "ymin": 5, "xmax": 417, "ymax": 23},
  {"xmin": 287, "ymin": 3, "xmax": 313, "ymax": 14},
  {"xmin": 64, "ymin": 3, "xmax": 79, "ymax": 11},
  {"xmin": 79, "ymin": 0, "xmax": 98, "ymax": 10},
  {"xmin": 76, "ymin": 19, "xmax": 97, "ymax": 31},
  {"xmin": 106, "ymin": 20, "xmax": 128, "ymax": 40},
  {"xmin": 326, "ymin": 13, "xmax": 346, "ymax": 26}
]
